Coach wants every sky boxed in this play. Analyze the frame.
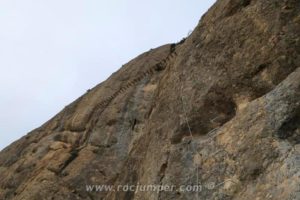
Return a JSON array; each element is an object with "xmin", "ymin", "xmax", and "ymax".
[{"xmin": 0, "ymin": 0, "xmax": 216, "ymax": 150}]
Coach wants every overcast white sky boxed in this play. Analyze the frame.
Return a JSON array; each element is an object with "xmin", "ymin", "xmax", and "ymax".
[{"xmin": 0, "ymin": 0, "xmax": 216, "ymax": 150}]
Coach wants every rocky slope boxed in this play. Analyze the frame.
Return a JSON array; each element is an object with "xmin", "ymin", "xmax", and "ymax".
[{"xmin": 0, "ymin": 0, "xmax": 300, "ymax": 199}]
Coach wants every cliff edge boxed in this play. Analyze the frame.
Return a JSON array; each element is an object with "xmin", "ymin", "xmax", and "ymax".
[{"xmin": 0, "ymin": 0, "xmax": 300, "ymax": 199}]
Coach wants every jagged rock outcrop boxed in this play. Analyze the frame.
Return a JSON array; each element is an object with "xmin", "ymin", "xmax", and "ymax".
[{"xmin": 0, "ymin": 0, "xmax": 299, "ymax": 199}]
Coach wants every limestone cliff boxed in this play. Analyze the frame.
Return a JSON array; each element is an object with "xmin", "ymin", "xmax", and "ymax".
[{"xmin": 0, "ymin": 0, "xmax": 300, "ymax": 199}]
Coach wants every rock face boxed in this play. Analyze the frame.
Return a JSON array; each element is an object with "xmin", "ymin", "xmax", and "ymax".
[{"xmin": 0, "ymin": 0, "xmax": 300, "ymax": 199}]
